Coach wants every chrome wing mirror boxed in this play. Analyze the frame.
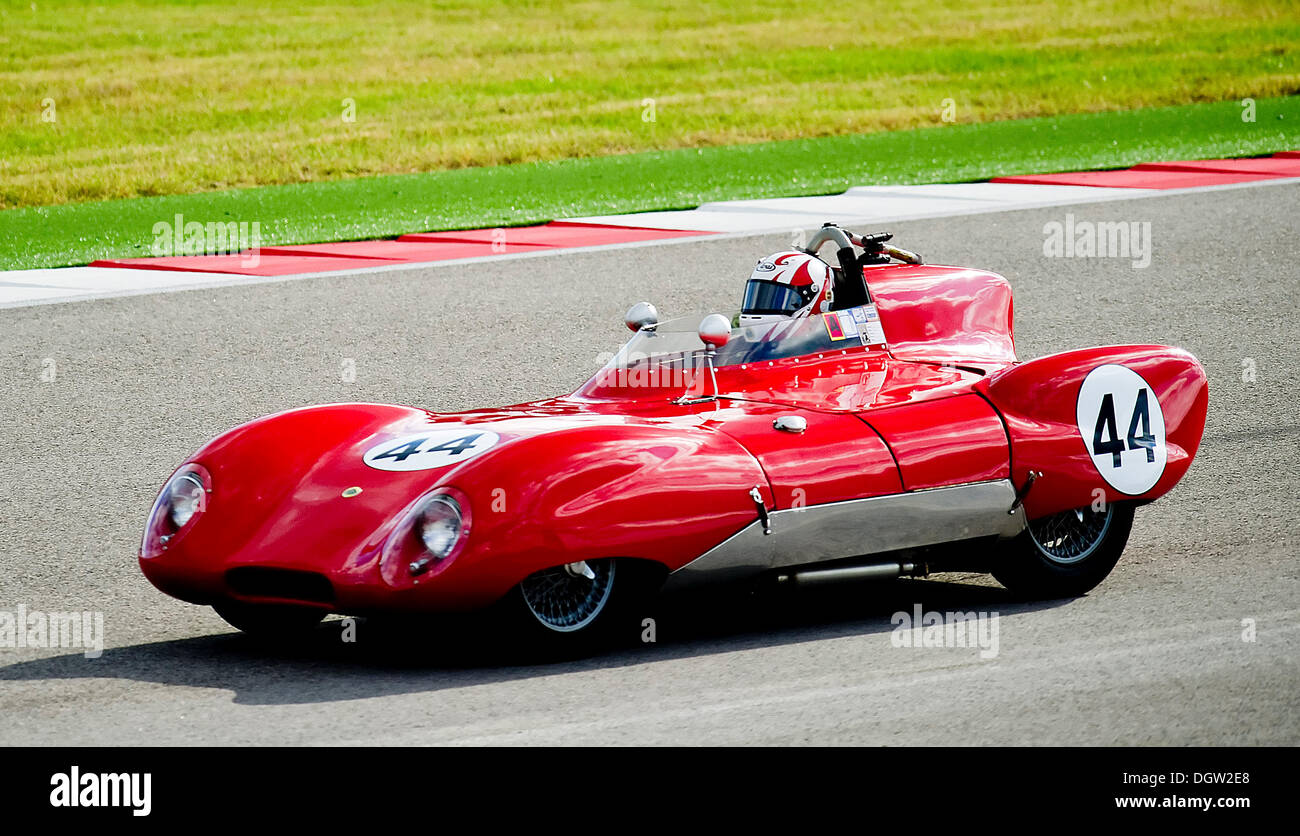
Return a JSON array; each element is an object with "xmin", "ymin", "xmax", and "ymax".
[
  {"xmin": 624, "ymin": 301, "xmax": 659, "ymax": 332},
  {"xmin": 673, "ymin": 314, "xmax": 731, "ymax": 405}
]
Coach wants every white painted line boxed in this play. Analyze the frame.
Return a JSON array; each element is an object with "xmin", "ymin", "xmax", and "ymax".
[
  {"xmin": 0, "ymin": 266, "xmax": 266, "ymax": 309},
  {"xmin": 571, "ymin": 183, "xmax": 1162, "ymax": 231},
  {"xmin": 569, "ymin": 209, "xmax": 820, "ymax": 232},
  {"xmin": 844, "ymin": 183, "xmax": 1145, "ymax": 202},
  {"xmin": 2, "ymin": 175, "xmax": 1297, "ymax": 310},
  {"xmin": 0, "ymin": 283, "xmax": 90, "ymax": 305},
  {"xmin": 0, "ymin": 265, "xmax": 237, "ymax": 291}
]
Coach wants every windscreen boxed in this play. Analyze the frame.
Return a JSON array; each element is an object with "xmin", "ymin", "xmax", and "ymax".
[{"xmin": 583, "ymin": 308, "xmax": 881, "ymax": 394}]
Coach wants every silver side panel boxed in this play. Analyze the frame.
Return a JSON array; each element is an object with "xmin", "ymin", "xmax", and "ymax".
[{"xmin": 664, "ymin": 480, "xmax": 1025, "ymax": 590}]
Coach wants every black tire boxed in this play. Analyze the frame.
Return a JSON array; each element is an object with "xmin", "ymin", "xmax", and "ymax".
[
  {"xmin": 992, "ymin": 502, "xmax": 1135, "ymax": 599},
  {"xmin": 213, "ymin": 601, "xmax": 325, "ymax": 637},
  {"xmin": 499, "ymin": 558, "xmax": 663, "ymax": 658}
]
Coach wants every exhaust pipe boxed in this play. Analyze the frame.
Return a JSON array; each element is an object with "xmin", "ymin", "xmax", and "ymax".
[{"xmin": 777, "ymin": 562, "xmax": 917, "ymax": 586}]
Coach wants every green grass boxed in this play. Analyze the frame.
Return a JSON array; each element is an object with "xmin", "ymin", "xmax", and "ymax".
[
  {"xmin": 3, "ymin": 0, "xmax": 1297, "ymax": 210},
  {"xmin": 2, "ymin": 96, "xmax": 1297, "ymax": 270}
]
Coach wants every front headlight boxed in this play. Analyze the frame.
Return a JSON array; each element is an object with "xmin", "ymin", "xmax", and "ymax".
[
  {"xmin": 379, "ymin": 487, "xmax": 471, "ymax": 587},
  {"xmin": 141, "ymin": 463, "xmax": 212, "ymax": 558},
  {"xmin": 418, "ymin": 495, "xmax": 463, "ymax": 561},
  {"xmin": 167, "ymin": 471, "xmax": 207, "ymax": 529}
]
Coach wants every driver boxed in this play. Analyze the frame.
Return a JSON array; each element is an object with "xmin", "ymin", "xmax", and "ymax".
[{"xmin": 739, "ymin": 251, "xmax": 834, "ymax": 326}]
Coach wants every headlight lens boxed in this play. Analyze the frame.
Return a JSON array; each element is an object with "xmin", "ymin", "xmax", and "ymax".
[
  {"xmin": 141, "ymin": 463, "xmax": 212, "ymax": 558},
  {"xmin": 379, "ymin": 487, "xmax": 471, "ymax": 587},
  {"xmin": 168, "ymin": 472, "xmax": 207, "ymax": 529},
  {"xmin": 418, "ymin": 495, "xmax": 463, "ymax": 560}
]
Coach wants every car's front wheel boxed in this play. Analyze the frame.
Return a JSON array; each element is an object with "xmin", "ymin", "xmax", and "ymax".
[
  {"xmin": 992, "ymin": 502, "xmax": 1135, "ymax": 599},
  {"xmin": 503, "ymin": 558, "xmax": 661, "ymax": 656}
]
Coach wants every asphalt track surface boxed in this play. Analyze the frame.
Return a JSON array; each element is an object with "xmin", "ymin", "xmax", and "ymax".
[{"xmin": 1, "ymin": 182, "xmax": 1296, "ymax": 746}]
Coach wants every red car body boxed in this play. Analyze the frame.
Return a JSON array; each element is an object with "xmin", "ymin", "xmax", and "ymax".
[{"xmin": 139, "ymin": 256, "xmax": 1208, "ymax": 629}]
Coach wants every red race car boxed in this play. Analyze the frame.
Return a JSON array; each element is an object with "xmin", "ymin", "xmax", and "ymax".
[{"xmin": 139, "ymin": 224, "xmax": 1208, "ymax": 651}]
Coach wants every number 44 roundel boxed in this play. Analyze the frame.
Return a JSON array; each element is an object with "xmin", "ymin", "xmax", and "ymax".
[
  {"xmin": 1075, "ymin": 364, "xmax": 1167, "ymax": 495},
  {"xmin": 363, "ymin": 430, "xmax": 500, "ymax": 472}
]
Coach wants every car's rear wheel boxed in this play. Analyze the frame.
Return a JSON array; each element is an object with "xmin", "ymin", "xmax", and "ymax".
[
  {"xmin": 992, "ymin": 502, "xmax": 1135, "ymax": 598},
  {"xmin": 213, "ymin": 601, "xmax": 325, "ymax": 637},
  {"xmin": 504, "ymin": 558, "xmax": 661, "ymax": 656}
]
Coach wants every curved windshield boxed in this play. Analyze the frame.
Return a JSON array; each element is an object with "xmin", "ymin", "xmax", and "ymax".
[{"xmin": 585, "ymin": 308, "xmax": 881, "ymax": 394}]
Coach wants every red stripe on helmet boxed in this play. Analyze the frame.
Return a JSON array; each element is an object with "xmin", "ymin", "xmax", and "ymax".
[{"xmin": 789, "ymin": 258, "xmax": 814, "ymax": 287}]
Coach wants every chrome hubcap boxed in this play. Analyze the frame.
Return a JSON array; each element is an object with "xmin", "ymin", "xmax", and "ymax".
[
  {"xmin": 1029, "ymin": 504, "xmax": 1114, "ymax": 565},
  {"xmin": 520, "ymin": 560, "xmax": 616, "ymax": 632}
]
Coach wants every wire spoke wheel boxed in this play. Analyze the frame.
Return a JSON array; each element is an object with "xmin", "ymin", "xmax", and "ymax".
[
  {"xmin": 519, "ymin": 559, "xmax": 616, "ymax": 633},
  {"xmin": 1028, "ymin": 504, "xmax": 1114, "ymax": 565},
  {"xmin": 994, "ymin": 501, "xmax": 1134, "ymax": 599}
]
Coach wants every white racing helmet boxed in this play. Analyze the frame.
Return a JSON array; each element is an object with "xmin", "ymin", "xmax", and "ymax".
[{"xmin": 739, "ymin": 251, "xmax": 834, "ymax": 326}]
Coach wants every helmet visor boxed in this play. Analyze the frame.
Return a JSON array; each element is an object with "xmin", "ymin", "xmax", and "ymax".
[{"xmin": 742, "ymin": 280, "xmax": 809, "ymax": 316}]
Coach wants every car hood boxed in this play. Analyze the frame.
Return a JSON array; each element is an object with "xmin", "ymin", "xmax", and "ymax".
[{"xmin": 176, "ymin": 400, "xmax": 746, "ymax": 573}]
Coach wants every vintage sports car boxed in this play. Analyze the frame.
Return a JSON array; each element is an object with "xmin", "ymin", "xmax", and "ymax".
[{"xmin": 140, "ymin": 224, "xmax": 1207, "ymax": 651}]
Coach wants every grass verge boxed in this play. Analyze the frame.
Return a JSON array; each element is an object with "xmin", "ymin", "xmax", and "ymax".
[{"xmin": 2, "ymin": 96, "xmax": 1297, "ymax": 271}]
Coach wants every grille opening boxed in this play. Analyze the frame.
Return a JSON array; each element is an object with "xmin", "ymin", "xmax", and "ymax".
[{"xmin": 225, "ymin": 567, "xmax": 335, "ymax": 605}]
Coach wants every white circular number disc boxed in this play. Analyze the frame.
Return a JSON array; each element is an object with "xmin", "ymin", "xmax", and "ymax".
[
  {"xmin": 363, "ymin": 430, "xmax": 500, "ymax": 472},
  {"xmin": 1075, "ymin": 364, "xmax": 1167, "ymax": 495}
]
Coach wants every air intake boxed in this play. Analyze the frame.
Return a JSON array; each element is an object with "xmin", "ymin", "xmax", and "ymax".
[{"xmin": 225, "ymin": 567, "xmax": 335, "ymax": 605}]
